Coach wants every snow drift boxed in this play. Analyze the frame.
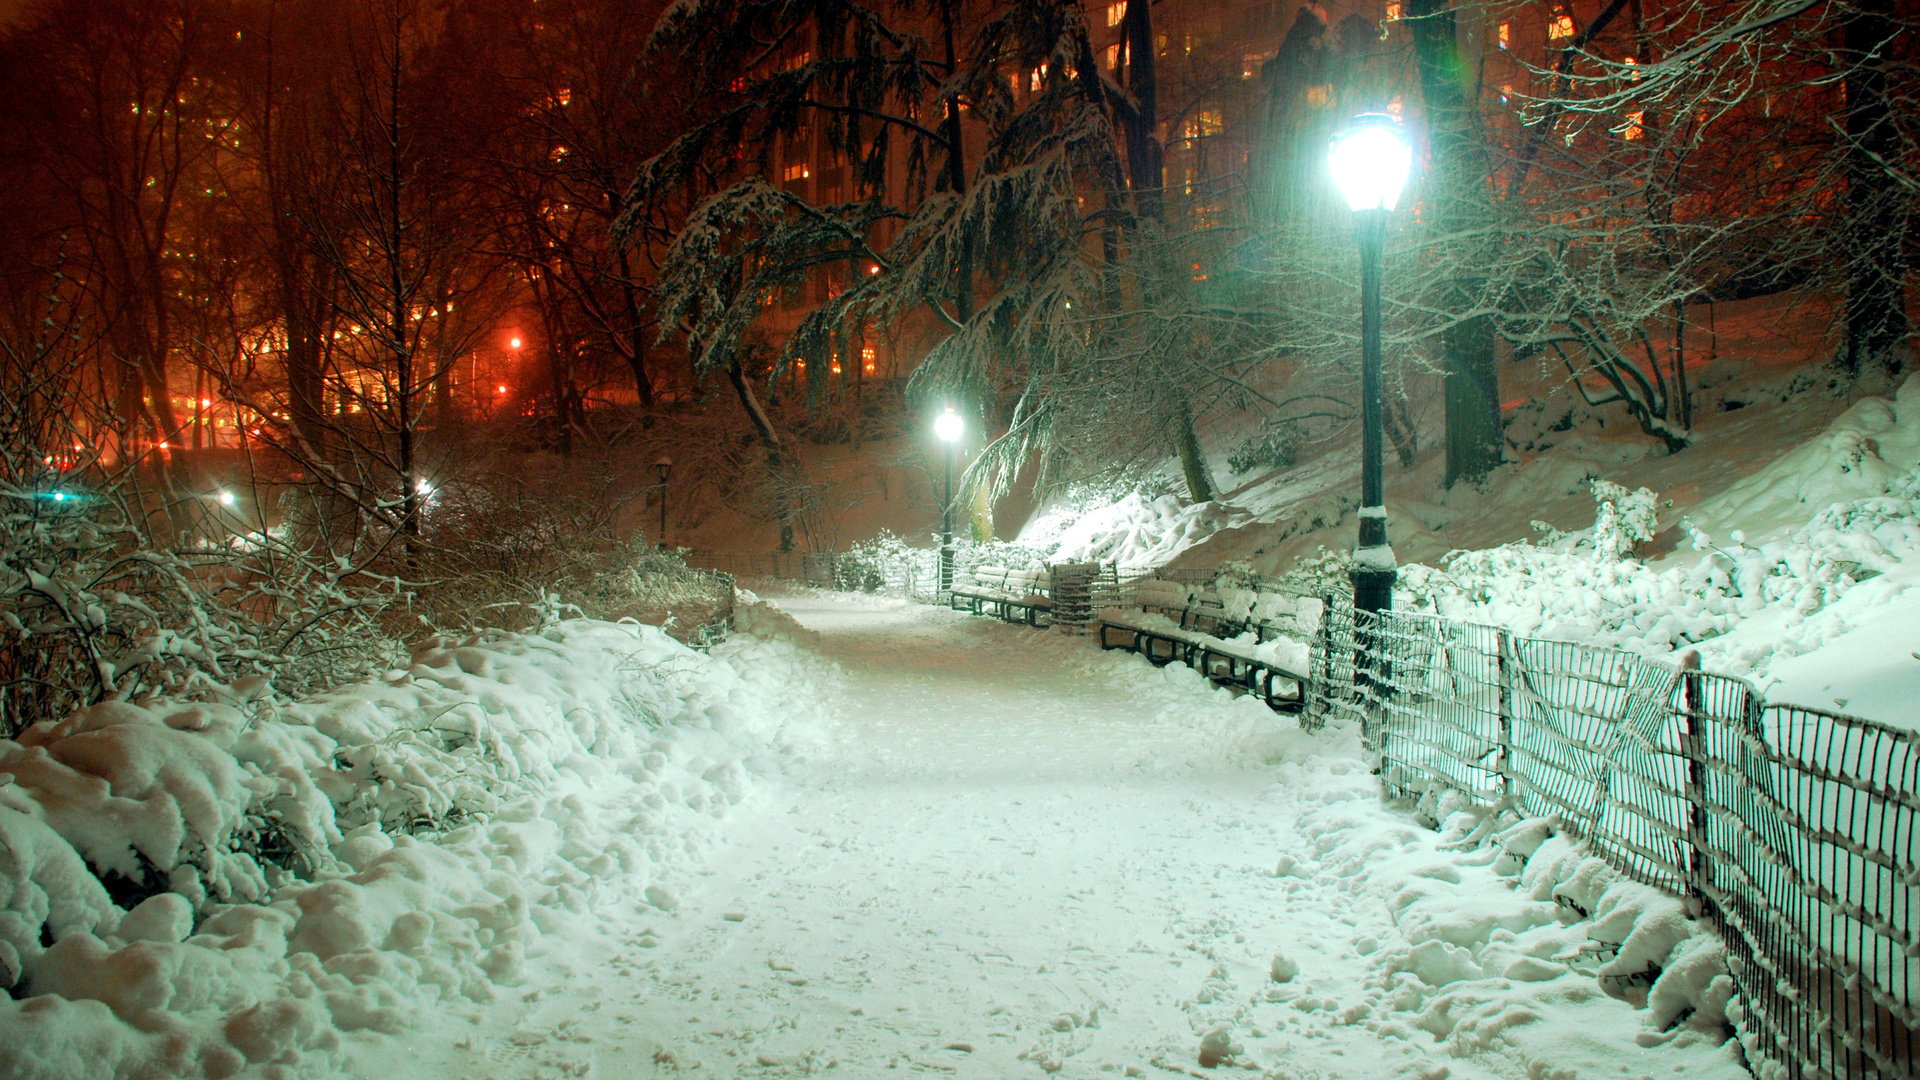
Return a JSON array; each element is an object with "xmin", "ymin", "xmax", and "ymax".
[{"xmin": 0, "ymin": 611, "xmax": 827, "ymax": 1079}]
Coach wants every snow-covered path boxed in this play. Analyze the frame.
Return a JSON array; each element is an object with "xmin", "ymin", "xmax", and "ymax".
[
  {"xmin": 379, "ymin": 596, "xmax": 1748, "ymax": 1080},
  {"xmin": 602, "ymin": 596, "xmax": 1342, "ymax": 1076}
]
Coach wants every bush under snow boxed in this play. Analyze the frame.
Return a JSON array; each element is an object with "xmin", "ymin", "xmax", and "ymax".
[{"xmin": 0, "ymin": 615, "xmax": 827, "ymax": 1079}]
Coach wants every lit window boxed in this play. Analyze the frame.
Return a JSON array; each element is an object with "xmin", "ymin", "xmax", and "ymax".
[
  {"xmin": 1500, "ymin": 83, "xmax": 1513, "ymax": 103},
  {"xmin": 1107, "ymin": 1, "xmax": 1125, "ymax": 26},
  {"xmin": 862, "ymin": 344, "xmax": 877, "ymax": 373},
  {"xmin": 554, "ymin": 87, "xmax": 571, "ymax": 106},
  {"xmin": 729, "ymin": 75, "xmax": 749, "ymax": 93},
  {"xmin": 1191, "ymin": 262, "xmax": 1208, "ymax": 282},
  {"xmin": 1181, "ymin": 109, "xmax": 1223, "ymax": 141},
  {"xmin": 782, "ymin": 51, "xmax": 811, "ymax": 70},
  {"xmin": 1622, "ymin": 111, "xmax": 1643, "ymax": 140},
  {"xmin": 1241, "ymin": 51, "xmax": 1264, "ymax": 79},
  {"xmin": 784, "ymin": 162, "xmax": 810, "ymax": 181},
  {"xmin": 1030, "ymin": 63, "xmax": 1047, "ymax": 92},
  {"xmin": 1381, "ymin": 2, "xmax": 1399, "ymax": 37},
  {"xmin": 1498, "ymin": 21, "xmax": 1509, "ymax": 48},
  {"xmin": 1107, "ymin": 43, "xmax": 1122, "ymax": 70},
  {"xmin": 1548, "ymin": 13, "xmax": 1574, "ymax": 40}
]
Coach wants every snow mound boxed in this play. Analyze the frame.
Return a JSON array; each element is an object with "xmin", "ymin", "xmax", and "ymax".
[
  {"xmin": 1396, "ymin": 376, "xmax": 1920, "ymax": 716},
  {"xmin": 1282, "ymin": 786, "xmax": 1746, "ymax": 1077},
  {"xmin": 0, "ymin": 617, "xmax": 828, "ymax": 1079},
  {"xmin": 1689, "ymin": 375, "xmax": 1920, "ymax": 543}
]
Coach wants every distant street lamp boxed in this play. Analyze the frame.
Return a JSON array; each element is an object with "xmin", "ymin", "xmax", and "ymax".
[
  {"xmin": 934, "ymin": 407, "xmax": 963, "ymax": 595},
  {"xmin": 654, "ymin": 455, "xmax": 673, "ymax": 548},
  {"xmin": 1328, "ymin": 113, "xmax": 1413, "ymax": 619}
]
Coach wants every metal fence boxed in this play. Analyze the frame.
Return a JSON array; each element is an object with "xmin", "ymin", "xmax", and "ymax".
[{"xmin": 1305, "ymin": 599, "xmax": 1918, "ymax": 1079}]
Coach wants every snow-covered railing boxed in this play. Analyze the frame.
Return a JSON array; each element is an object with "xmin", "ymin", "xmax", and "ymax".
[{"xmin": 1306, "ymin": 601, "xmax": 1917, "ymax": 1080}]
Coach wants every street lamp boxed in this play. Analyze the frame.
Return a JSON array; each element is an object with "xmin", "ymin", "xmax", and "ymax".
[
  {"xmin": 1328, "ymin": 113, "xmax": 1412, "ymax": 619},
  {"xmin": 934, "ymin": 407, "xmax": 963, "ymax": 595},
  {"xmin": 654, "ymin": 455, "xmax": 673, "ymax": 548}
]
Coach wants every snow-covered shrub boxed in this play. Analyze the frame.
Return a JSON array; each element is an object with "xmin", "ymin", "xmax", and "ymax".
[
  {"xmin": 833, "ymin": 529, "xmax": 920, "ymax": 592},
  {"xmin": 1590, "ymin": 479, "xmax": 1659, "ymax": 560},
  {"xmin": 1273, "ymin": 545, "xmax": 1353, "ymax": 597},
  {"xmin": 398, "ymin": 467, "xmax": 729, "ymax": 639},
  {"xmin": 960, "ymin": 539, "xmax": 1052, "ymax": 573},
  {"xmin": 1400, "ymin": 462, "xmax": 1920, "ymax": 678},
  {"xmin": 1226, "ymin": 421, "xmax": 1301, "ymax": 476},
  {"xmin": 0, "ymin": 475, "xmax": 404, "ymax": 740}
]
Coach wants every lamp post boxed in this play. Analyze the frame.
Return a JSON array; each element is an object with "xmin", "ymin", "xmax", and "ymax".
[
  {"xmin": 934, "ymin": 407, "xmax": 963, "ymax": 596},
  {"xmin": 1328, "ymin": 113, "xmax": 1413, "ymax": 619},
  {"xmin": 654, "ymin": 455, "xmax": 672, "ymax": 548}
]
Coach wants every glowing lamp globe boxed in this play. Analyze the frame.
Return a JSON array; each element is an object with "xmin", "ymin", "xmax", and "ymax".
[
  {"xmin": 1328, "ymin": 114, "xmax": 1413, "ymax": 213},
  {"xmin": 934, "ymin": 408, "xmax": 963, "ymax": 443}
]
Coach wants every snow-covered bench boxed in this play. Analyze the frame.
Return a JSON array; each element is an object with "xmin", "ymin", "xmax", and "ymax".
[
  {"xmin": 1097, "ymin": 579, "xmax": 1321, "ymax": 712},
  {"xmin": 949, "ymin": 564, "xmax": 1053, "ymax": 627}
]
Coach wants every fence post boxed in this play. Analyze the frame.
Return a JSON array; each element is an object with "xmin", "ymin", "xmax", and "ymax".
[
  {"xmin": 1679, "ymin": 658, "xmax": 1710, "ymax": 915},
  {"xmin": 1496, "ymin": 629, "xmax": 1514, "ymax": 801}
]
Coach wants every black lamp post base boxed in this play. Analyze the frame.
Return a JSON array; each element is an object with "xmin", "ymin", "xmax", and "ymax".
[{"xmin": 1349, "ymin": 564, "xmax": 1396, "ymax": 615}]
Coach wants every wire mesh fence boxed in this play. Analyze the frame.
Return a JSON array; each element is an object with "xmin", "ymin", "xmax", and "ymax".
[{"xmin": 1305, "ymin": 598, "xmax": 1919, "ymax": 1079}]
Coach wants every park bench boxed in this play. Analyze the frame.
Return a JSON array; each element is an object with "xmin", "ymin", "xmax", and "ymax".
[
  {"xmin": 1096, "ymin": 577, "xmax": 1322, "ymax": 712},
  {"xmin": 949, "ymin": 564, "xmax": 1054, "ymax": 627}
]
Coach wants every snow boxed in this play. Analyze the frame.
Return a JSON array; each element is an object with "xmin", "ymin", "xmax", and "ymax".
[
  {"xmin": 0, "ymin": 612, "xmax": 830, "ymax": 1078},
  {"xmin": 1391, "ymin": 377, "xmax": 1920, "ymax": 724},
  {"xmin": 1023, "ymin": 492, "xmax": 1252, "ymax": 568},
  {"xmin": 1018, "ymin": 374, "xmax": 1920, "ymax": 728},
  {"xmin": 2, "ymin": 591, "xmax": 1752, "ymax": 1079}
]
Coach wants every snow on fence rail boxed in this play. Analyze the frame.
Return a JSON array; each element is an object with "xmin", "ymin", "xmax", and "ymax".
[{"xmin": 1304, "ymin": 599, "xmax": 1917, "ymax": 1080}]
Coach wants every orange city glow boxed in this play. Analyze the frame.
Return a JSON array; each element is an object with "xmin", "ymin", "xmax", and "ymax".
[{"xmin": 509, "ymin": 337, "xmax": 522, "ymax": 349}]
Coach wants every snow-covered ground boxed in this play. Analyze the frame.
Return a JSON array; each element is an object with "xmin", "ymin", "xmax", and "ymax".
[
  {"xmin": 2, "ymin": 591, "xmax": 1754, "ymax": 1079},
  {"xmin": 308, "ymin": 594, "xmax": 1735, "ymax": 1080}
]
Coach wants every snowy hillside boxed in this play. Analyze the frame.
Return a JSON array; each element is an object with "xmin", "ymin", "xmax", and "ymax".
[
  {"xmin": 1019, "ymin": 365, "xmax": 1920, "ymax": 726},
  {"xmin": 0, "ymin": 612, "xmax": 831, "ymax": 1078}
]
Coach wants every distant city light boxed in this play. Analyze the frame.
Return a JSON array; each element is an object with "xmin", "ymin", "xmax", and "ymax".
[
  {"xmin": 218, "ymin": 491, "xmax": 235, "ymax": 505},
  {"xmin": 200, "ymin": 398, "xmax": 212, "ymax": 407},
  {"xmin": 510, "ymin": 337, "xmax": 522, "ymax": 348},
  {"xmin": 497, "ymin": 384, "xmax": 508, "ymax": 394},
  {"xmin": 416, "ymin": 479, "xmax": 434, "ymax": 496}
]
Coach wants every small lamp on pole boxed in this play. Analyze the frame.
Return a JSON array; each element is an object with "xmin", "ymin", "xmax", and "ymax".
[
  {"xmin": 1328, "ymin": 112, "xmax": 1413, "ymax": 619},
  {"xmin": 654, "ymin": 454, "xmax": 673, "ymax": 548},
  {"xmin": 934, "ymin": 407, "xmax": 963, "ymax": 596}
]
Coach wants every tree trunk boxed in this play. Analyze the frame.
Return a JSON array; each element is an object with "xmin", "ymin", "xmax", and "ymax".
[
  {"xmin": 1841, "ymin": 0, "xmax": 1908, "ymax": 375},
  {"xmin": 1441, "ymin": 314, "xmax": 1500, "ymax": 481},
  {"xmin": 1410, "ymin": 0, "xmax": 1502, "ymax": 486},
  {"xmin": 614, "ymin": 241, "xmax": 657, "ymax": 406},
  {"xmin": 1120, "ymin": 0, "xmax": 1163, "ymax": 221},
  {"xmin": 1172, "ymin": 399, "xmax": 1215, "ymax": 503},
  {"xmin": 726, "ymin": 357, "xmax": 796, "ymax": 551}
]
